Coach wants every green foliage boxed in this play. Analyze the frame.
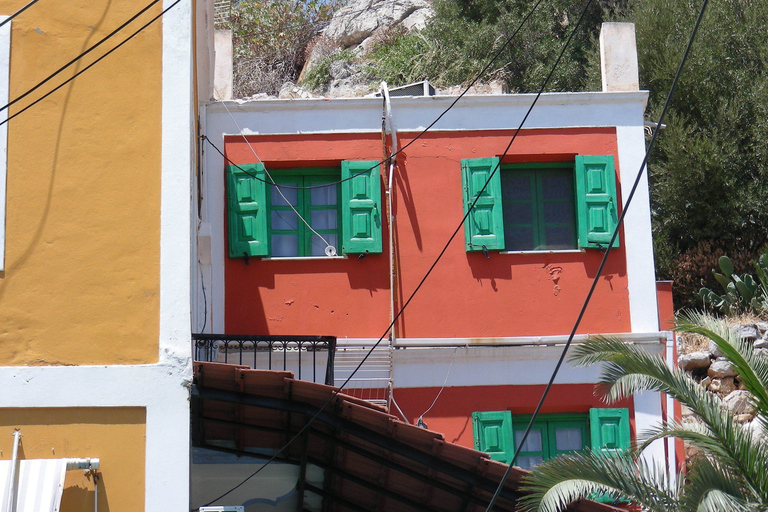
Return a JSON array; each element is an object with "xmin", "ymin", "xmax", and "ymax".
[
  {"xmin": 621, "ymin": 0, "xmax": 768, "ymax": 283},
  {"xmin": 364, "ymin": 0, "xmax": 626, "ymax": 91},
  {"xmin": 299, "ymin": 48, "xmax": 357, "ymax": 92},
  {"xmin": 671, "ymin": 240, "xmax": 758, "ymax": 309},
  {"xmin": 521, "ymin": 312, "xmax": 768, "ymax": 512},
  {"xmin": 225, "ymin": 0, "xmax": 343, "ymax": 97},
  {"xmin": 700, "ymin": 251, "xmax": 768, "ymax": 316}
]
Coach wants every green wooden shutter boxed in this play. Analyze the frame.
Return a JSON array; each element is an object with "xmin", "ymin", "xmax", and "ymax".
[
  {"xmin": 341, "ymin": 160, "xmax": 382, "ymax": 254},
  {"xmin": 575, "ymin": 155, "xmax": 619, "ymax": 249},
  {"xmin": 461, "ymin": 158, "xmax": 504, "ymax": 251},
  {"xmin": 589, "ymin": 408, "xmax": 631, "ymax": 504},
  {"xmin": 226, "ymin": 164, "xmax": 268, "ymax": 258},
  {"xmin": 589, "ymin": 408, "xmax": 630, "ymax": 455},
  {"xmin": 472, "ymin": 411, "xmax": 514, "ymax": 464}
]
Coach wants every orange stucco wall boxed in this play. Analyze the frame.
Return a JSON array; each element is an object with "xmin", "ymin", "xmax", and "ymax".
[
  {"xmin": 392, "ymin": 384, "xmax": 634, "ymax": 449},
  {"xmin": 0, "ymin": 407, "xmax": 146, "ymax": 512},
  {"xmin": 0, "ymin": 0, "xmax": 162, "ymax": 365},
  {"xmin": 224, "ymin": 128, "xmax": 630, "ymax": 338}
]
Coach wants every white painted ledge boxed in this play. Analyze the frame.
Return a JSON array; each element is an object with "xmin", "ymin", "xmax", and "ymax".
[{"xmin": 393, "ymin": 332, "xmax": 666, "ymax": 348}]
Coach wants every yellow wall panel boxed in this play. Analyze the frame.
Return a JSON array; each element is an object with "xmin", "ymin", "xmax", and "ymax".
[
  {"xmin": 0, "ymin": 407, "xmax": 146, "ymax": 512},
  {"xmin": 0, "ymin": 0, "xmax": 164, "ymax": 365}
]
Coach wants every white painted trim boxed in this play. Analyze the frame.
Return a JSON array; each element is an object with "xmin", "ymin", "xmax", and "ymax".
[
  {"xmin": 160, "ymin": 0, "xmax": 193, "ymax": 509},
  {"xmin": 616, "ymin": 125, "xmax": 659, "ymax": 332},
  {"xmin": 634, "ymin": 389, "xmax": 666, "ymax": 473},
  {"xmin": 392, "ymin": 339, "xmax": 665, "ymax": 388},
  {"xmin": 664, "ymin": 330, "xmax": 678, "ymax": 486},
  {"xmin": 393, "ymin": 332, "xmax": 666, "ymax": 348},
  {"xmin": 205, "ymin": 91, "xmax": 649, "ymax": 137},
  {"xmin": 0, "ymin": 17, "xmax": 10, "ymax": 273}
]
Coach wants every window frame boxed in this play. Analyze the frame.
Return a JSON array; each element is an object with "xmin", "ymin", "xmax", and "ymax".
[
  {"xmin": 266, "ymin": 167, "xmax": 342, "ymax": 258},
  {"xmin": 511, "ymin": 413, "xmax": 590, "ymax": 469},
  {"xmin": 501, "ymin": 162, "xmax": 578, "ymax": 252},
  {"xmin": 461, "ymin": 155, "xmax": 619, "ymax": 253},
  {"xmin": 225, "ymin": 160, "xmax": 382, "ymax": 259},
  {"xmin": 471, "ymin": 408, "xmax": 629, "ymax": 468}
]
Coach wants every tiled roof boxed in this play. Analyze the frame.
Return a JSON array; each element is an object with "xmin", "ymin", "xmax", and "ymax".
[{"xmin": 193, "ymin": 362, "xmax": 621, "ymax": 512}]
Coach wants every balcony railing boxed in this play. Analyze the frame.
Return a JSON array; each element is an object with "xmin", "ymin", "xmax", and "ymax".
[{"xmin": 192, "ymin": 334, "xmax": 336, "ymax": 386}]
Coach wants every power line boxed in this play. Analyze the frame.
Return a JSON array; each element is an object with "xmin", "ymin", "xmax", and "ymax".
[
  {"xmin": 0, "ymin": 0, "xmax": 163, "ymax": 116},
  {"xmin": 197, "ymin": 0, "xmax": 585, "ymax": 507},
  {"xmin": 0, "ymin": 0, "xmax": 44, "ymax": 31},
  {"xmin": 0, "ymin": 0, "xmax": 180, "ymax": 129},
  {"xmin": 202, "ymin": 0, "xmax": 548, "ymax": 192},
  {"xmin": 483, "ymin": 0, "xmax": 711, "ymax": 510}
]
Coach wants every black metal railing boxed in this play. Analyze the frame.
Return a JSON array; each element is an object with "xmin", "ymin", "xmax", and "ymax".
[{"xmin": 192, "ymin": 333, "xmax": 336, "ymax": 386}]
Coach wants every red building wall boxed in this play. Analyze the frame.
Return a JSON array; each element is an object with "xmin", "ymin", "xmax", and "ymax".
[
  {"xmin": 392, "ymin": 384, "xmax": 635, "ymax": 450},
  {"xmin": 224, "ymin": 128, "xmax": 631, "ymax": 338}
]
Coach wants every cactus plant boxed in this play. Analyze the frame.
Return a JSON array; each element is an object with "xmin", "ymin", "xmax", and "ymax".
[{"xmin": 700, "ymin": 251, "xmax": 768, "ymax": 315}]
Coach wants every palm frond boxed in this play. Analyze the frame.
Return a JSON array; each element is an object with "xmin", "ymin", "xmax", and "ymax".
[
  {"xmin": 676, "ymin": 310, "xmax": 768, "ymax": 415},
  {"xmin": 680, "ymin": 457, "xmax": 755, "ymax": 512},
  {"xmin": 519, "ymin": 450, "xmax": 679, "ymax": 512}
]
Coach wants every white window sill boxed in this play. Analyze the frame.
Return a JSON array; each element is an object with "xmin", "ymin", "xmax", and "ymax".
[
  {"xmin": 499, "ymin": 249, "xmax": 584, "ymax": 255},
  {"xmin": 261, "ymin": 255, "xmax": 348, "ymax": 261}
]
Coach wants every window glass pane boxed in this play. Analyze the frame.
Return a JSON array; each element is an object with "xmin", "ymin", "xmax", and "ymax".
[
  {"xmin": 271, "ymin": 185, "xmax": 298, "ymax": 206},
  {"xmin": 507, "ymin": 203, "xmax": 534, "ymax": 224},
  {"xmin": 505, "ymin": 227, "xmax": 534, "ymax": 251},
  {"xmin": 502, "ymin": 175, "xmax": 532, "ymax": 201},
  {"xmin": 311, "ymin": 210, "xmax": 337, "ymax": 230},
  {"xmin": 555, "ymin": 427, "xmax": 583, "ymax": 451},
  {"xmin": 515, "ymin": 429, "xmax": 542, "ymax": 452},
  {"xmin": 544, "ymin": 226, "xmax": 574, "ymax": 249},
  {"xmin": 311, "ymin": 184, "xmax": 337, "ymax": 206},
  {"xmin": 516, "ymin": 455, "xmax": 544, "ymax": 471},
  {"xmin": 271, "ymin": 234, "xmax": 298, "ymax": 257},
  {"xmin": 271, "ymin": 210, "xmax": 298, "ymax": 231},
  {"xmin": 541, "ymin": 174, "xmax": 572, "ymax": 200},
  {"xmin": 543, "ymin": 202, "xmax": 574, "ymax": 224},
  {"xmin": 311, "ymin": 233, "xmax": 338, "ymax": 256}
]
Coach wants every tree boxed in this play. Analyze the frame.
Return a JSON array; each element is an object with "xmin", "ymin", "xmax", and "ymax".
[
  {"xmin": 364, "ymin": 0, "xmax": 626, "ymax": 92},
  {"xmin": 224, "ymin": 0, "xmax": 342, "ymax": 97},
  {"xmin": 615, "ymin": 0, "xmax": 768, "ymax": 295},
  {"xmin": 520, "ymin": 311, "xmax": 768, "ymax": 512}
]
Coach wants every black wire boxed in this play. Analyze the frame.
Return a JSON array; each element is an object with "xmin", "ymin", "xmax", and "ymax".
[
  {"xmin": 483, "ymin": 1, "xmax": 711, "ymax": 510},
  {"xmin": 0, "ymin": 0, "xmax": 181, "ymax": 129},
  {"xmin": 202, "ymin": 0, "xmax": 548, "ymax": 192},
  {"xmin": 198, "ymin": 0, "xmax": 581, "ymax": 508},
  {"xmin": 0, "ymin": 0, "xmax": 43, "ymax": 30},
  {"xmin": 0, "ymin": 0, "xmax": 163, "ymax": 115}
]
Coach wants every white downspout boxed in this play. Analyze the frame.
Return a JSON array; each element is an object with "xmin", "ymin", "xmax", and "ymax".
[
  {"xmin": 7, "ymin": 430, "xmax": 20, "ymax": 512},
  {"xmin": 381, "ymin": 82, "xmax": 398, "ymax": 411},
  {"xmin": 665, "ymin": 331, "xmax": 677, "ymax": 487}
]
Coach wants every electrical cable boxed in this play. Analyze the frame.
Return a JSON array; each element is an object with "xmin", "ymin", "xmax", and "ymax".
[
  {"xmin": 198, "ymin": 0, "xmax": 582, "ymax": 507},
  {"xmin": 0, "ymin": 0, "xmax": 181, "ymax": 129},
  {"xmin": 0, "ymin": 0, "xmax": 163, "ymax": 116},
  {"xmin": 218, "ymin": 98, "xmax": 337, "ymax": 255},
  {"xmin": 200, "ymin": 0, "xmax": 548, "ymax": 192},
  {"xmin": 483, "ymin": 0, "xmax": 710, "ymax": 510},
  {"xmin": 0, "ymin": 0, "xmax": 43, "ymax": 31},
  {"xmin": 416, "ymin": 346, "xmax": 459, "ymax": 428}
]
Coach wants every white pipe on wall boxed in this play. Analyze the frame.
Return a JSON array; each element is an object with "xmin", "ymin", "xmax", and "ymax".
[{"xmin": 7, "ymin": 430, "xmax": 20, "ymax": 512}]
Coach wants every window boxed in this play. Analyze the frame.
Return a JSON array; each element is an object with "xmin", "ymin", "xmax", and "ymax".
[
  {"xmin": 268, "ymin": 170, "xmax": 340, "ymax": 257},
  {"xmin": 472, "ymin": 408, "xmax": 629, "ymax": 469},
  {"xmin": 461, "ymin": 156, "xmax": 619, "ymax": 252},
  {"xmin": 226, "ymin": 161, "xmax": 382, "ymax": 258},
  {"xmin": 501, "ymin": 166, "xmax": 576, "ymax": 251}
]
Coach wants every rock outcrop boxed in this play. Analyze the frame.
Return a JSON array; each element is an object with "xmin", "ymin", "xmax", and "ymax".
[{"xmin": 324, "ymin": 0, "xmax": 433, "ymax": 50}]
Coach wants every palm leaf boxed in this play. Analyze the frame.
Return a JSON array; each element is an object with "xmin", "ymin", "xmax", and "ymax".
[{"xmin": 519, "ymin": 449, "xmax": 678, "ymax": 512}]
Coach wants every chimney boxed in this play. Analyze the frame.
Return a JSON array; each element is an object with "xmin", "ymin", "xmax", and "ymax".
[{"xmin": 600, "ymin": 22, "xmax": 640, "ymax": 92}]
